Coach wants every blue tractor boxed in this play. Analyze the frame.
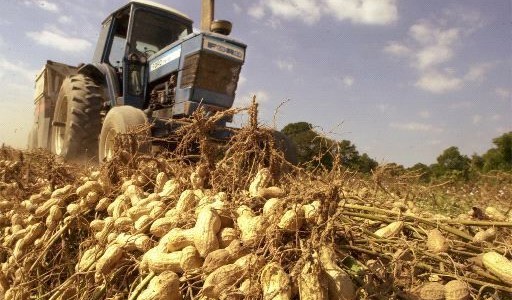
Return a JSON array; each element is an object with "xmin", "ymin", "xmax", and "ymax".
[{"xmin": 29, "ymin": 0, "xmax": 258, "ymax": 162}]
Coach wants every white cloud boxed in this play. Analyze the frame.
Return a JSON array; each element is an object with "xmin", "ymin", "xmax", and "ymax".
[
  {"xmin": 464, "ymin": 63, "xmax": 493, "ymax": 82},
  {"xmin": 408, "ymin": 22, "xmax": 460, "ymax": 70},
  {"xmin": 238, "ymin": 74, "xmax": 247, "ymax": 86},
  {"xmin": 265, "ymin": 18, "xmax": 282, "ymax": 29},
  {"xmin": 491, "ymin": 114, "xmax": 502, "ymax": 121},
  {"xmin": 233, "ymin": 3, "xmax": 242, "ymax": 14},
  {"xmin": 248, "ymin": 4, "xmax": 265, "ymax": 19},
  {"xmin": 449, "ymin": 101, "xmax": 473, "ymax": 109},
  {"xmin": 376, "ymin": 103, "xmax": 390, "ymax": 112},
  {"xmin": 472, "ymin": 114, "xmax": 482, "ymax": 125},
  {"xmin": 442, "ymin": 7, "xmax": 486, "ymax": 34},
  {"xmin": 416, "ymin": 45, "xmax": 454, "ymax": 70},
  {"xmin": 495, "ymin": 87, "xmax": 511, "ymax": 99},
  {"xmin": 419, "ymin": 110, "xmax": 430, "ymax": 119},
  {"xmin": 383, "ymin": 42, "xmax": 410, "ymax": 56},
  {"xmin": 390, "ymin": 122, "xmax": 443, "ymax": 133},
  {"xmin": 496, "ymin": 126, "xmax": 512, "ymax": 134},
  {"xmin": 267, "ymin": 0, "xmax": 322, "ymax": 24},
  {"xmin": 415, "ymin": 70, "xmax": 462, "ymax": 93},
  {"xmin": 410, "ymin": 22, "xmax": 459, "ymax": 46},
  {"xmin": 428, "ymin": 140, "xmax": 441, "ymax": 145},
  {"xmin": 38, "ymin": 0, "xmax": 58, "ymax": 12},
  {"xmin": 251, "ymin": 90, "xmax": 269, "ymax": 103},
  {"xmin": 383, "ymin": 12, "xmax": 490, "ymax": 94},
  {"xmin": 58, "ymin": 15, "xmax": 72, "ymax": 24},
  {"xmin": 413, "ymin": 62, "xmax": 492, "ymax": 93},
  {"xmin": 26, "ymin": 29, "xmax": 92, "ymax": 53},
  {"xmin": 0, "ymin": 57, "xmax": 38, "ymax": 82},
  {"xmin": 325, "ymin": 0, "xmax": 398, "ymax": 25},
  {"xmin": 0, "ymin": 55, "xmax": 39, "ymax": 149},
  {"xmin": 276, "ymin": 59, "xmax": 294, "ymax": 71},
  {"xmin": 247, "ymin": 0, "xmax": 397, "ymax": 25},
  {"xmin": 24, "ymin": 0, "xmax": 59, "ymax": 12},
  {"xmin": 236, "ymin": 90, "xmax": 270, "ymax": 107},
  {"xmin": 341, "ymin": 76, "xmax": 354, "ymax": 87},
  {"xmin": 408, "ymin": 22, "xmax": 432, "ymax": 45},
  {"xmin": 0, "ymin": 100, "xmax": 34, "ymax": 148}
]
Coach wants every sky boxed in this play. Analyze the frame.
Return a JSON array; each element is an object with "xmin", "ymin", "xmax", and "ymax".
[{"xmin": 0, "ymin": 0, "xmax": 510, "ymax": 167}]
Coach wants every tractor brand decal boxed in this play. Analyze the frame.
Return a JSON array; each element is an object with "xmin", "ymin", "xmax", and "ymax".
[
  {"xmin": 150, "ymin": 46, "xmax": 181, "ymax": 72},
  {"xmin": 203, "ymin": 38, "xmax": 244, "ymax": 61}
]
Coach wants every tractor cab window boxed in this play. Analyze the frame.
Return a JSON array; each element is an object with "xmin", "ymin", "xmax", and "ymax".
[
  {"xmin": 130, "ymin": 9, "xmax": 191, "ymax": 57},
  {"xmin": 108, "ymin": 11, "xmax": 129, "ymax": 68}
]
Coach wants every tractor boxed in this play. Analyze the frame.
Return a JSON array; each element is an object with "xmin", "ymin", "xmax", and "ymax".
[{"xmin": 28, "ymin": 0, "xmax": 295, "ymax": 163}]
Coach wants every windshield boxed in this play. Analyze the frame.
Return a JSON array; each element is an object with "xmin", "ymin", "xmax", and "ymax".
[{"xmin": 131, "ymin": 9, "xmax": 191, "ymax": 55}]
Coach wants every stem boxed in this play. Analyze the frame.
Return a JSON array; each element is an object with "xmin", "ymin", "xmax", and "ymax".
[
  {"xmin": 337, "ymin": 215, "xmax": 382, "ymax": 239},
  {"xmin": 339, "ymin": 211, "xmax": 390, "ymax": 223},
  {"xmin": 338, "ymin": 245, "xmax": 393, "ymax": 259},
  {"xmin": 448, "ymin": 249, "xmax": 478, "ymax": 257},
  {"xmin": 128, "ymin": 272, "xmax": 155, "ymax": 300},
  {"xmin": 469, "ymin": 265, "xmax": 502, "ymax": 283},
  {"xmin": 441, "ymin": 220, "xmax": 512, "ymax": 227},
  {"xmin": 29, "ymin": 221, "xmax": 72, "ymax": 273},
  {"xmin": 342, "ymin": 204, "xmax": 474, "ymax": 241},
  {"xmin": 415, "ymin": 262, "xmax": 512, "ymax": 293}
]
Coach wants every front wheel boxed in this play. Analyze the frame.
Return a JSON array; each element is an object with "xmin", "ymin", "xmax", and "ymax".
[{"xmin": 99, "ymin": 106, "xmax": 151, "ymax": 163}]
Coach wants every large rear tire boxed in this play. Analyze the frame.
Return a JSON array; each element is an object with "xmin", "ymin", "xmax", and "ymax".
[
  {"xmin": 99, "ymin": 106, "xmax": 150, "ymax": 163},
  {"xmin": 51, "ymin": 74, "xmax": 104, "ymax": 162}
]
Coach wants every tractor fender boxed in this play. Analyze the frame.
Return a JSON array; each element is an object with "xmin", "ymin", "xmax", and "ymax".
[{"xmin": 78, "ymin": 63, "xmax": 120, "ymax": 107}]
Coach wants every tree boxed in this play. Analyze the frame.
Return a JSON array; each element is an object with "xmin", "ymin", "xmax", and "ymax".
[
  {"xmin": 281, "ymin": 122, "xmax": 333, "ymax": 167},
  {"xmin": 429, "ymin": 163, "xmax": 444, "ymax": 178},
  {"xmin": 357, "ymin": 153, "xmax": 378, "ymax": 173},
  {"xmin": 470, "ymin": 153, "xmax": 484, "ymax": 171},
  {"xmin": 494, "ymin": 132, "xmax": 512, "ymax": 166},
  {"xmin": 435, "ymin": 146, "xmax": 470, "ymax": 179},
  {"xmin": 482, "ymin": 149, "xmax": 504, "ymax": 172},
  {"xmin": 336, "ymin": 139, "xmax": 360, "ymax": 169},
  {"xmin": 409, "ymin": 163, "xmax": 432, "ymax": 182},
  {"xmin": 482, "ymin": 132, "xmax": 512, "ymax": 172},
  {"xmin": 281, "ymin": 122, "xmax": 378, "ymax": 172},
  {"xmin": 281, "ymin": 122, "xmax": 316, "ymax": 164}
]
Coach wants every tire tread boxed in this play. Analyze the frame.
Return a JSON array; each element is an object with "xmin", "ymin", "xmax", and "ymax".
[{"xmin": 54, "ymin": 74, "xmax": 104, "ymax": 161}]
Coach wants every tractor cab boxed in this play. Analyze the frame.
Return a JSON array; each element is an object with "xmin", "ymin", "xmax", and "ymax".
[{"xmin": 92, "ymin": 0, "xmax": 193, "ymax": 107}]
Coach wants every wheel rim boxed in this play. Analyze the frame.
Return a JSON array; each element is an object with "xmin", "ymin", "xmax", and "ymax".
[
  {"xmin": 53, "ymin": 97, "xmax": 68, "ymax": 155},
  {"xmin": 103, "ymin": 129, "xmax": 117, "ymax": 161}
]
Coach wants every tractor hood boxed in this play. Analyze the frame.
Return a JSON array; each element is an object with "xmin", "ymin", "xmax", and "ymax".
[{"xmin": 148, "ymin": 31, "xmax": 246, "ymax": 74}]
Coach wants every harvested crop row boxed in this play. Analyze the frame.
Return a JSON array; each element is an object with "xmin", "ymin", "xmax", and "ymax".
[{"xmin": 0, "ymin": 115, "xmax": 511, "ymax": 299}]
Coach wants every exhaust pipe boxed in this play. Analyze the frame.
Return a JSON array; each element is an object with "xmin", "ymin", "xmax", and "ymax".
[
  {"xmin": 201, "ymin": 0, "xmax": 232, "ymax": 35},
  {"xmin": 201, "ymin": 0, "xmax": 214, "ymax": 32}
]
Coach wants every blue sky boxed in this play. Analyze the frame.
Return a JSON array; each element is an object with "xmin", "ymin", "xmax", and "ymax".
[{"xmin": 0, "ymin": 0, "xmax": 510, "ymax": 166}]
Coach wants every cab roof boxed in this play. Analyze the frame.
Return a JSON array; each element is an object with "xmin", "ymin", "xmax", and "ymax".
[{"xmin": 105, "ymin": 0, "xmax": 192, "ymax": 24}]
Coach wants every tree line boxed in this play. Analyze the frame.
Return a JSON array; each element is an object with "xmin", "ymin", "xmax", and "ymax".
[
  {"xmin": 409, "ymin": 131, "xmax": 512, "ymax": 182},
  {"xmin": 281, "ymin": 122, "xmax": 512, "ymax": 181},
  {"xmin": 281, "ymin": 122, "xmax": 378, "ymax": 173}
]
